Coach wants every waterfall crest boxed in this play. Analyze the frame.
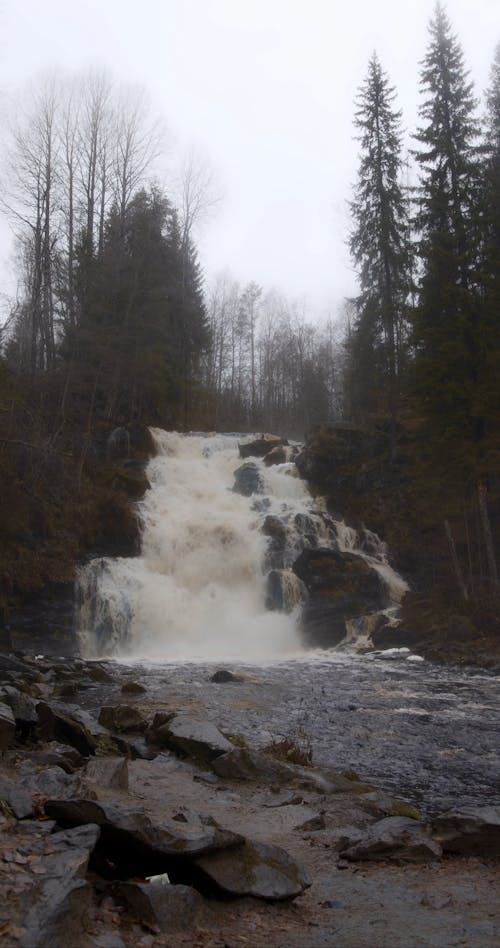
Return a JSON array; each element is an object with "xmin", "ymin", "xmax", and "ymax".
[{"xmin": 77, "ymin": 430, "xmax": 408, "ymax": 661}]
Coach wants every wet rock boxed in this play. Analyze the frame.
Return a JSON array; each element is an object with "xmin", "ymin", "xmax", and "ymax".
[
  {"xmin": 86, "ymin": 663, "xmax": 115, "ymax": 684},
  {"xmin": 262, "ymin": 515, "xmax": 287, "ymax": 569},
  {"xmin": 238, "ymin": 435, "xmax": 287, "ymax": 459},
  {"xmin": 0, "ymin": 774, "xmax": 33, "ymax": 818},
  {"xmin": 0, "ymin": 686, "xmax": 38, "ymax": 739},
  {"xmin": 193, "ymin": 839, "xmax": 310, "ymax": 901},
  {"xmin": 112, "ymin": 880, "xmax": 207, "ymax": 933},
  {"xmin": 0, "ymin": 702, "xmax": 15, "ymax": 749},
  {"xmin": 36, "ymin": 702, "xmax": 97, "ymax": 756},
  {"xmin": 0, "ymin": 653, "xmax": 40, "ymax": 682},
  {"xmin": 253, "ymin": 789, "xmax": 304, "ymax": 808},
  {"xmin": 292, "ymin": 548, "xmax": 386, "ymax": 648},
  {"xmin": 83, "ymin": 757, "xmax": 129, "ymax": 792},
  {"xmin": 211, "ymin": 747, "xmax": 294, "ymax": 783},
  {"xmin": 232, "ymin": 461, "xmax": 264, "ymax": 496},
  {"xmin": 264, "ymin": 445, "xmax": 288, "ymax": 466},
  {"xmin": 340, "ymin": 816, "xmax": 442, "ymax": 864},
  {"xmin": 21, "ymin": 824, "xmax": 100, "ymax": 948},
  {"xmin": 98, "ymin": 705, "xmax": 147, "ymax": 733},
  {"xmin": 44, "ymin": 799, "xmax": 244, "ymax": 874},
  {"xmin": 18, "ymin": 763, "xmax": 80, "ymax": 801},
  {"xmin": 154, "ymin": 714, "xmax": 233, "ymax": 763},
  {"xmin": 432, "ymin": 805, "xmax": 500, "ymax": 857},
  {"xmin": 23, "ymin": 743, "xmax": 86, "ymax": 774},
  {"xmin": 265, "ymin": 569, "xmax": 307, "ymax": 613},
  {"xmin": 209, "ymin": 669, "xmax": 243, "ymax": 683},
  {"xmin": 121, "ymin": 680, "xmax": 146, "ymax": 694}
]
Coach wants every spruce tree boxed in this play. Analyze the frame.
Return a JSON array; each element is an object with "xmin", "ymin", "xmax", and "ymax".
[
  {"xmin": 411, "ymin": 3, "xmax": 482, "ymax": 476},
  {"xmin": 349, "ymin": 53, "xmax": 410, "ymax": 436}
]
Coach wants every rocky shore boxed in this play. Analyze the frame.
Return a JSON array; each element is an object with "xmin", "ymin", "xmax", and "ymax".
[{"xmin": 1, "ymin": 652, "xmax": 499, "ymax": 947}]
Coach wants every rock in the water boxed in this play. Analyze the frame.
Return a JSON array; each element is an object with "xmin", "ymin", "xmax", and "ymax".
[
  {"xmin": 211, "ymin": 747, "xmax": 294, "ymax": 783},
  {"xmin": 113, "ymin": 881, "xmax": 207, "ymax": 933},
  {"xmin": 193, "ymin": 839, "xmax": 310, "ymax": 901},
  {"xmin": 292, "ymin": 548, "xmax": 386, "ymax": 647},
  {"xmin": 98, "ymin": 705, "xmax": 147, "ymax": 733},
  {"xmin": 232, "ymin": 461, "xmax": 264, "ymax": 496},
  {"xmin": 121, "ymin": 680, "xmax": 146, "ymax": 694},
  {"xmin": 264, "ymin": 444, "xmax": 288, "ymax": 466},
  {"xmin": 209, "ymin": 669, "xmax": 242, "ymax": 683},
  {"xmin": 265, "ymin": 569, "xmax": 307, "ymax": 613},
  {"xmin": 238, "ymin": 435, "xmax": 287, "ymax": 459},
  {"xmin": 340, "ymin": 816, "xmax": 442, "ymax": 864},
  {"xmin": 432, "ymin": 806, "xmax": 500, "ymax": 857},
  {"xmin": 154, "ymin": 714, "xmax": 233, "ymax": 762},
  {"xmin": 86, "ymin": 663, "xmax": 115, "ymax": 683},
  {"xmin": 0, "ymin": 702, "xmax": 15, "ymax": 750}
]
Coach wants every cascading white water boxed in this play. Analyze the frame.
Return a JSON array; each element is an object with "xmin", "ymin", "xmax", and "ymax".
[
  {"xmin": 77, "ymin": 430, "xmax": 409, "ymax": 660},
  {"xmin": 78, "ymin": 431, "xmax": 306, "ymax": 661}
]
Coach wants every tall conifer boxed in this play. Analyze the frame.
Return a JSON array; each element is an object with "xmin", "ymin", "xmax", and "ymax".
[
  {"xmin": 349, "ymin": 53, "xmax": 410, "ymax": 434},
  {"xmin": 411, "ymin": 3, "xmax": 482, "ymax": 472}
]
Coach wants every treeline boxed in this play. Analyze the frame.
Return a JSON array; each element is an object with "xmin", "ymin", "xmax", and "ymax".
[
  {"xmin": 1, "ymin": 73, "xmax": 208, "ymax": 429},
  {"xmin": 202, "ymin": 277, "xmax": 342, "ymax": 435},
  {"xmin": 345, "ymin": 3, "xmax": 500, "ymax": 619}
]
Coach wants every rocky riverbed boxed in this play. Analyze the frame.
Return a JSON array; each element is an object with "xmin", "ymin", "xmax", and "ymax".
[{"xmin": 1, "ymin": 650, "xmax": 499, "ymax": 947}]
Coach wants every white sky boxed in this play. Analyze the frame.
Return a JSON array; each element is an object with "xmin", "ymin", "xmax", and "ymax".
[{"xmin": 0, "ymin": 0, "xmax": 498, "ymax": 318}]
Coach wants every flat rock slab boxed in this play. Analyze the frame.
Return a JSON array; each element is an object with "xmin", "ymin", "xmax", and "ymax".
[
  {"xmin": 341, "ymin": 816, "xmax": 442, "ymax": 864},
  {"xmin": 432, "ymin": 805, "xmax": 500, "ymax": 857},
  {"xmin": 193, "ymin": 839, "xmax": 310, "ymax": 901},
  {"xmin": 155, "ymin": 714, "xmax": 233, "ymax": 762},
  {"xmin": 44, "ymin": 798, "xmax": 244, "ymax": 873}
]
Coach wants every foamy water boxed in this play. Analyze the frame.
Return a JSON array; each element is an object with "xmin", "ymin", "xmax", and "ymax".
[{"xmin": 77, "ymin": 431, "xmax": 408, "ymax": 661}]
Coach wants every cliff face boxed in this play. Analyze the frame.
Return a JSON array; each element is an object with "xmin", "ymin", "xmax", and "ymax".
[
  {"xmin": 296, "ymin": 424, "xmax": 500, "ymax": 667},
  {"xmin": 0, "ymin": 424, "xmax": 154, "ymax": 653}
]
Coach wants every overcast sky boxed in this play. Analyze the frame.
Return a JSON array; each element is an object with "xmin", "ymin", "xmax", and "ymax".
[{"xmin": 0, "ymin": 0, "xmax": 498, "ymax": 318}]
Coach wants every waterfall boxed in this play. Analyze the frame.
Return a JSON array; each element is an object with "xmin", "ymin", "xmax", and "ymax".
[{"xmin": 77, "ymin": 430, "xmax": 408, "ymax": 660}]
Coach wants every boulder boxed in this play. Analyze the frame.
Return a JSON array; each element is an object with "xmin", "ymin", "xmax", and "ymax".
[
  {"xmin": 121, "ymin": 680, "xmax": 146, "ymax": 694},
  {"xmin": 98, "ymin": 705, "xmax": 148, "ymax": 733},
  {"xmin": 0, "ymin": 686, "xmax": 38, "ymax": 739},
  {"xmin": 262, "ymin": 515, "xmax": 288, "ymax": 569},
  {"xmin": 193, "ymin": 839, "xmax": 310, "ymax": 901},
  {"xmin": 0, "ymin": 702, "xmax": 15, "ymax": 750},
  {"xmin": 265, "ymin": 569, "xmax": 307, "ymax": 612},
  {"xmin": 153, "ymin": 714, "xmax": 233, "ymax": 763},
  {"xmin": 209, "ymin": 669, "xmax": 243, "ymax": 683},
  {"xmin": 340, "ymin": 816, "xmax": 442, "ymax": 864},
  {"xmin": 211, "ymin": 747, "xmax": 295, "ymax": 783},
  {"xmin": 18, "ymin": 763, "xmax": 80, "ymax": 801},
  {"xmin": 20, "ymin": 824, "xmax": 100, "ymax": 948},
  {"xmin": 44, "ymin": 799, "xmax": 244, "ymax": 878},
  {"xmin": 292, "ymin": 548, "xmax": 386, "ymax": 647},
  {"xmin": 238, "ymin": 435, "xmax": 287, "ymax": 459},
  {"xmin": 263, "ymin": 445, "xmax": 288, "ymax": 466},
  {"xmin": 81, "ymin": 757, "xmax": 129, "ymax": 792},
  {"xmin": 432, "ymin": 806, "xmax": 500, "ymax": 857},
  {"xmin": 112, "ymin": 881, "xmax": 207, "ymax": 933},
  {"xmin": 0, "ymin": 774, "xmax": 33, "ymax": 819},
  {"xmin": 36, "ymin": 702, "xmax": 97, "ymax": 756},
  {"xmin": 232, "ymin": 461, "xmax": 264, "ymax": 497}
]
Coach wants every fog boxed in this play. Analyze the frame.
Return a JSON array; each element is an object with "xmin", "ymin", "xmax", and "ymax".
[{"xmin": 0, "ymin": 0, "xmax": 498, "ymax": 315}]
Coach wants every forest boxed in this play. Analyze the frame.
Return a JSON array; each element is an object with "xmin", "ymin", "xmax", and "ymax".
[{"xmin": 0, "ymin": 4, "xmax": 498, "ymax": 655}]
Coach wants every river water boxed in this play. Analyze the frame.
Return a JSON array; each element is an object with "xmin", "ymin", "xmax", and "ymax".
[{"xmin": 76, "ymin": 431, "xmax": 500, "ymax": 815}]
